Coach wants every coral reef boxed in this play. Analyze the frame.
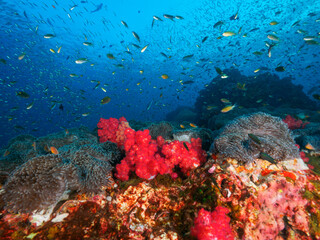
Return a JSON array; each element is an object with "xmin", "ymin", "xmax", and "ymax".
[
  {"xmin": 1, "ymin": 115, "xmax": 320, "ymax": 239},
  {"xmin": 212, "ymin": 112, "xmax": 300, "ymax": 163},
  {"xmin": 194, "ymin": 68, "xmax": 317, "ymax": 127}
]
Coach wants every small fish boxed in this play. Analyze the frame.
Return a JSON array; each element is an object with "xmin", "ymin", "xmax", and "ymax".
[
  {"xmin": 253, "ymin": 51, "xmax": 263, "ymax": 56},
  {"xmin": 248, "ymin": 133, "xmax": 261, "ymax": 144},
  {"xmin": 221, "ymin": 104, "xmax": 236, "ymax": 113},
  {"xmin": 121, "ymin": 20, "xmax": 128, "ymax": 28},
  {"xmin": 183, "ymin": 142, "xmax": 189, "ymax": 151},
  {"xmin": 147, "ymin": 100, "xmax": 153, "ymax": 110},
  {"xmin": 75, "ymin": 58, "xmax": 88, "ymax": 64},
  {"xmin": 190, "ymin": 123, "xmax": 197, "ymax": 128},
  {"xmin": 83, "ymin": 42, "xmax": 93, "ymax": 46},
  {"xmin": 269, "ymin": 21, "xmax": 279, "ymax": 25},
  {"xmin": 163, "ymin": 14, "xmax": 175, "ymax": 20},
  {"xmin": 70, "ymin": 73, "xmax": 78, "ymax": 77},
  {"xmin": 183, "ymin": 54, "xmax": 194, "ymax": 60},
  {"xmin": 44, "ymin": 34, "xmax": 55, "ymax": 39},
  {"xmin": 132, "ymin": 43, "xmax": 140, "ymax": 48},
  {"xmin": 107, "ymin": 53, "xmax": 115, "ymax": 59},
  {"xmin": 206, "ymin": 105, "xmax": 217, "ymax": 110},
  {"xmin": 303, "ymin": 36, "xmax": 316, "ymax": 41},
  {"xmin": 213, "ymin": 21, "xmax": 224, "ymax": 28},
  {"xmin": 180, "ymin": 124, "xmax": 185, "ymax": 128},
  {"xmin": 161, "ymin": 74, "xmax": 169, "ymax": 79},
  {"xmin": 91, "ymin": 3, "xmax": 103, "ymax": 13},
  {"xmin": 3, "ymin": 150, "xmax": 10, "ymax": 157},
  {"xmin": 160, "ymin": 52, "xmax": 168, "ymax": 58},
  {"xmin": 141, "ymin": 45, "xmax": 148, "ymax": 53},
  {"xmin": 202, "ymin": 36, "xmax": 208, "ymax": 43},
  {"xmin": 57, "ymin": 46, "xmax": 62, "ymax": 53},
  {"xmin": 101, "ymin": 96, "xmax": 111, "ymax": 104},
  {"xmin": 267, "ymin": 34, "xmax": 279, "ymax": 41},
  {"xmin": 49, "ymin": 48, "xmax": 55, "ymax": 53},
  {"xmin": 26, "ymin": 102, "xmax": 34, "ymax": 109},
  {"xmin": 220, "ymin": 98, "xmax": 231, "ymax": 103},
  {"xmin": 268, "ymin": 44, "xmax": 274, "ymax": 58},
  {"xmin": 132, "ymin": 31, "xmax": 140, "ymax": 42},
  {"xmin": 32, "ymin": 142, "xmax": 36, "ymax": 151},
  {"xmin": 16, "ymin": 91, "xmax": 30, "ymax": 98},
  {"xmin": 260, "ymin": 152, "xmax": 277, "ymax": 165},
  {"xmin": 222, "ymin": 31, "xmax": 236, "ymax": 37},
  {"xmin": 50, "ymin": 146, "xmax": 59, "ymax": 155},
  {"xmin": 275, "ymin": 66, "xmax": 285, "ymax": 72},
  {"xmin": 153, "ymin": 16, "xmax": 163, "ymax": 21},
  {"xmin": 0, "ymin": 58, "xmax": 7, "ymax": 64},
  {"xmin": 215, "ymin": 67, "xmax": 223, "ymax": 75},
  {"xmin": 82, "ymin": 112, "xmax": 90, "ymax": 117},
  {"xmin": 237, "ymin": 83, "xmax": 246, "ymax": 90},
  {"xmin": 70, "ymin": 5, "xmax": 77, "ymax": 10},
  {"xmin": 230, "ymin": 10, "xmax": 239, "ymax": 20},
  {"xmin": 175, "ymin": 16, "xmax": 184, "ymax": 20},
  {"xmin": 305, "ymin": 143, "xmax": 315, "ymax": 150},
  {"xmin": 18, "ymin": 53, "xmax": 26, "ymax": 60}
]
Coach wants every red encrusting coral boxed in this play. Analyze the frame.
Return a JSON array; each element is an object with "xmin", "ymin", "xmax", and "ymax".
[
  {"xmin": 283, "ymin": 114, "xmax": 309, "ymax": 130},
  {"xmin": 98, "ymin": 117, "xmax": 207, "ymax": 181},
  {"xmin": 191, "ymin": 206, "xmax": 235, "ymax": 240},
  {"xmin": 97, "ymin": 117, "xmax": 130, "ymax": 147}
]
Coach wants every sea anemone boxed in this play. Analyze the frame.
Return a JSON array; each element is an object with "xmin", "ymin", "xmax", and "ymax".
[
  {"xmin": 2, "ymin": 155, "xmax": 79, "ymax": 213},
  {"xmin": 212, "ymin": 112, "xmax": 300, "ymax": 163}
]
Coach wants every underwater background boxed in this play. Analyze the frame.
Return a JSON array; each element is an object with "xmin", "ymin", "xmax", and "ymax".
[
  {"xmin": 1, "ymin": 0, "xmax": 320, "ymax": 148},
  {"xmin": 2, "ymin": 0, "xmax": 320, "ymax": 239}
]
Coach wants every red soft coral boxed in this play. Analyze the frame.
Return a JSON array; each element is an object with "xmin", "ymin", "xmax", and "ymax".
[
  {"xmin": 191, "ymin": 206, "xmax": 235, "ymax": 240},
  {"xmin": 97, "ymin": 117, "xmax": 130, "ymax": 147},
  {"xmin": 283, "ymin": 115, "xmax": 309, "ymax": 130},
  {"xmin": 98, "ymin": 117, "xmax": 207, "ymax": 181},
  {"xmin": 115, "ymin": 129, "xmax": 206, "ymax": 181}
]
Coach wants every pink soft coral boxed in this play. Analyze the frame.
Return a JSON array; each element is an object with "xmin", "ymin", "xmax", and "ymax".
[{"xmin": 191, "ymin": 206, "xmax": 235, "ymax": 240}]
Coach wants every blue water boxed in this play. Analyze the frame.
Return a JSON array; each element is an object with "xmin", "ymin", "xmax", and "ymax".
[{"xmin": 0, "ymin": 0, "xmax": 319, "ymax": 147}]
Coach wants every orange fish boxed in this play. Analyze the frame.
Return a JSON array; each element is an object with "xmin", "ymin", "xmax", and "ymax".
[
  {"xmin": 161, "ymin": 74, "xmax": 169, "ymax": 79},
  {"xmin": 65, "ymin": 129, "xmax": 69, "ymax": 135},
  {"xmin": 305, "ymin": 143, "xmax": 315, "ymax": 150},
  {"xmin": 189, "ymin": 123, "xmax": 197, "ymax": 128},
  {"xmin": 50, "ymin": 146, "xmax": 59, "ymax": 155},
  {"xmin": 180, "ymin": 124, "xmax": 185, "ymax": 129}
]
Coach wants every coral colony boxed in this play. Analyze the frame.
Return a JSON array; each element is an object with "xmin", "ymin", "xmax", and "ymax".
[{"xmin": 1, "ymin": 113, "xmax": 320, "ymax": 239}]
